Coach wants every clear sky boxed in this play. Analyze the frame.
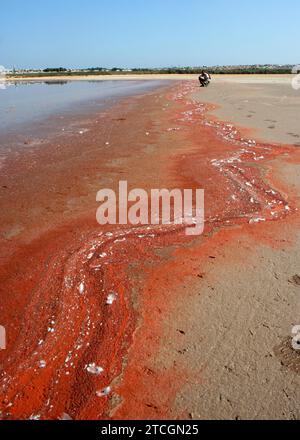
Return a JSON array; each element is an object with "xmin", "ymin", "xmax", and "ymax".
[{"xmin": 1, "ymin": 0, "xmax": 299, "ymax": 69}]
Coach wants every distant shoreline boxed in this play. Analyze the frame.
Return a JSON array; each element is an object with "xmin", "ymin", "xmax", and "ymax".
[{"xmin": 6, "ymin": 73, "xmax": 294, "ymax": 82}]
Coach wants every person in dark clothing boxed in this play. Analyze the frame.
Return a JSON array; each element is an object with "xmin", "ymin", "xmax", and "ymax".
[{"xmin": 199, "ymin": 70, "xmax": 211, "ymax": 87}]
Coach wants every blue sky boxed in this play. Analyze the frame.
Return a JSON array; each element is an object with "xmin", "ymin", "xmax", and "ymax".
[{"xmin": 1, "ymin": 0, "xmax": 299, "ymax": 69}]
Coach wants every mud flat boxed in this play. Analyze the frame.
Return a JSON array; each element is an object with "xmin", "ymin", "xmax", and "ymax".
[{"xmin": 0, "ymin": 78, "xmax": 299, "ymax": 420}]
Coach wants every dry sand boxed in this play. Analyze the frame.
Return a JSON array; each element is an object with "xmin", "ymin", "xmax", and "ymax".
[
  {"xmin": 169, "ymin": 77, "xmax": 300, "ymax": 420},
  {"xmin": 196, "ymin": 75, "xmax": 300, "ymax": 145},
  {"xmin": 8, "ymin": 72, "xmax": 294, "ymax": 84}
]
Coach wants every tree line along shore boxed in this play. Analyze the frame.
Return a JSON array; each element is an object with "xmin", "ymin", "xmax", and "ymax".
[{"xmin": 8, "ymin": 65, "xmax": 294, "ymax": 78}]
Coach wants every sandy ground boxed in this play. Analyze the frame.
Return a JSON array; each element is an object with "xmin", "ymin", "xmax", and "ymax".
[
  {"xmin": 1, "ymin": 77, "xmax": 300, "ymax": 420},
  {"xmin": 7, "ymin": 73, "xmax": 294, "ymax": 83},
  {"xmin": 173, "ymin": 207, "xmax": 300, "ymax": 420},
  {"xmin": 196, "ymin": 75, "xmax": 300, "ymax": 145},
  {"xmin": 7, "ymin": 73, "xmax": 201, "ymax": 83},
  {"xmin": 171, "ymin": 78, "xmax": 300, "ymax": 419}
]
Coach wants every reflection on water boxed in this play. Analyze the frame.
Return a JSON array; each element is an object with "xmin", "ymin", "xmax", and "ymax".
[
  {"xmin": 5, "ymin": 80, "xmax": 69, "ymax": 86},
  {"xmin": 44, "ymin": 81, "xmax": 69, "ymax": 86},
  {"xmin": 0, "ymin": 80, "xmax": 168, "ymax": 133}
]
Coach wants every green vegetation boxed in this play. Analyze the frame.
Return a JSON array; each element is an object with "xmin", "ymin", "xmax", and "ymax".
[
  {"xmin": 8, "ymin": 65, "xmax": 293, "ymax": 78},
  {"xmin": 43, "ymin": 67, "xmax": 68, "ymax": 73}
]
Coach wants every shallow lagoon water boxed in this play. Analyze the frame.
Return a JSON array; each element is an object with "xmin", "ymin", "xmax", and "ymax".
[{"xmin": 0, "ymin": 80, "xmax": 168, "ymax": 133}]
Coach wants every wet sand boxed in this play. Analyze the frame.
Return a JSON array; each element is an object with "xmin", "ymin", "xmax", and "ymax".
[{"xmin": 0, "ymin": 77, "xmax": 300, "ymax": 420}]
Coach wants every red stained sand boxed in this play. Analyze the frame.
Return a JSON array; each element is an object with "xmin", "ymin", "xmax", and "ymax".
[{"xmin": 0, "ymin": 81, "xmax": 299, "ymax": 420}]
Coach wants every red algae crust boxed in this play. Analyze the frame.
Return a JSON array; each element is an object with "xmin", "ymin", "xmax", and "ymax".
[{"xmin": 0, "ymin": 81, "xmax": 299, "ymax": 420}]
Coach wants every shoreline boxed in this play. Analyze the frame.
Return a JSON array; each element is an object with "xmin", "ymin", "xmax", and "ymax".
[
  {"xmin": 0, "ymin": 79, "xmax": 170, "ymax": 139},
  {"xmin": 0, "ymin": 80, "xmax": 300, "ymax": 420},
  {"xmin": 6, "ymin": 73, "xmax": 294, "ymax": 82}
]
